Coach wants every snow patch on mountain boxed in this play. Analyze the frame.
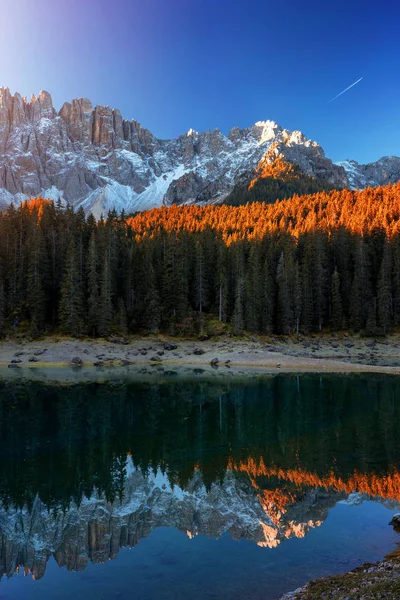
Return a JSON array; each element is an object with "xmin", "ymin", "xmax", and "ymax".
[
  {"xmin": 137, "ymin": 164, "xmax": 190, "ymax": 207},
  {"xmin": 335, "ymin": 160, "xmax": 371, "ymax": 188}
]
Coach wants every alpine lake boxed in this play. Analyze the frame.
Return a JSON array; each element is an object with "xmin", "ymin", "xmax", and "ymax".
[{"xmin": 1, "ymin": 367, "xmax": 400, "ymax": 599}]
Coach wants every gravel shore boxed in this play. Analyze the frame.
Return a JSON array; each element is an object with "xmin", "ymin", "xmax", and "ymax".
[{"xmin": 1, "ymin": 333, "xmax": 400, "ymax": 374}]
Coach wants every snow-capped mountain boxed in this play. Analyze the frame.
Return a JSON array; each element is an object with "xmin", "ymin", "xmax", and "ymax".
[{"xmin": 0, "ymin": 87, "xmax": 398, "ymax": 216}]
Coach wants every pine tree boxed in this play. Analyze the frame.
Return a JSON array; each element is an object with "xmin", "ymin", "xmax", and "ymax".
[
  {"xmin": 116, "ymin": 298, "xmax": 128, "ymax": 336},
  {"xmin": 262, "ymin": 253, "xmax": 274, "ymax": 334},
  {"xmin": 365, "ymin": 298, "xmax": 378, "ymax": 336},
  {"xmin": 123, "ymin": 241, "xmax": 137, "ymax": 326},
  {"xmin": 59, "ymin": 238, "xmax": 85, "ymax": 335},
  {"xmin": 87, "ymin": 233, "xmax": 100, "ymax": 336},
  {"xmin": 98, "ymin": 250, "xmax": 113, "ymax": 337},
  {"xmin": 332, "ymin": 228, "xmax": 352, "ymax": 322},
  {"xmin": 313, "ymin": 232, "xmax": 329, "ymax": 331},
  {"xmin": 27, "ymin": 227, "xmax": 46, "ymax": 336},
  {"xmin": 232, "ymin": 277, "xmax": 244, "ymax": 335},
  {"xmin": 194, "ymin": 240, "xmax": 207, "ymax": 314},
  {"xmin": 349, "ymin": 239, "xmax": 372, "ymax": 331},
  {"xmin": 161, "ymin": 234, "xmax": 189, "ymax": 332},
  {"xmin": 245, "ymin": 243, "xmax": 263, "ymax": 332},
  {"xmin": 143, "ymin": 261, "xmax": 161, "ymax": 333},
  {"xmin": 216, "ymin": 240, "xmax": 228, "ymax": 323},
  {"xmin": 292, "ymin": 261, "xmax": 302, "ymax": 335},
  {"xmin": 276, "ymin": 251, "xmax": 292, "ymax": 334},
  {"xmin": 377, "ymin": 241, "xmax": 392, "ymax": 334},
  {"xmin": 330, "ymin": 268, "xmax": 343, "ymax": 331},
  {"xmin": 194, "ymin": 240, "xmax": 208, "ymax": 333},
  {"xmin": 301, "ymin": 240, "xmax": 314, "ymax": 333},
  {"xmin": 173, "ymin": 236, "xmax": 189, "ymax": 324},
  {"xmin": 6, "ymin": 206, "xmax": 26, "ymax": 319}
]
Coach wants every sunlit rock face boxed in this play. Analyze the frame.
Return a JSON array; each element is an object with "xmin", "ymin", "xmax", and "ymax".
[
  {"xmin": 0, "ymin": 460, "xmax": 397, "ymax": 581},
  {"xmin": 1, "ymin": 87, "xmax": 397, "ymax": 216}
]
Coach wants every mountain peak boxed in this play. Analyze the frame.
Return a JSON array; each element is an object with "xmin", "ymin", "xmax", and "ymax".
[
  {"xmin": 250, "ymin": 120, "xmax": 282, "ymax": 145},
  {"xmin": 254, "ymin": 119, "xmax": 278, "ymax": 128},
  {"xmin": 0, "ymin": 87, "xmax": 399, "ymax": 215}
]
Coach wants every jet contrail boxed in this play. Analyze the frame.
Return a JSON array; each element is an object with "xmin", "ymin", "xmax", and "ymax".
[{"xmin": 329, "ymin": 77, "xmax": 363, "ymax": 103}]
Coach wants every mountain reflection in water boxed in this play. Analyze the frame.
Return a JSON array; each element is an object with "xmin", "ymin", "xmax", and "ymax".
[{"xmin": 0, "ymin": 372, "xmax": 400, "ymax": 587}]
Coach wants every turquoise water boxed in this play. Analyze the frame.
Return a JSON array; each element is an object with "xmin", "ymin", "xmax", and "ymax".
[{"xmin": 1, "ymin": 373, "xmax": 400, "ymax": 599}]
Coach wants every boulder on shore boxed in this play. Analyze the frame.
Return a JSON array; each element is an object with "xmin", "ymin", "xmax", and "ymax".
[{"xmin": 71, "ymin": 356, "xmax": 83, "ymax": 367}]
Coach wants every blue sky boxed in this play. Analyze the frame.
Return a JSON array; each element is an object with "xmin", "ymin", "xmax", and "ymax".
[{"xmin": 0, "ymin": 0, "xmax": 398, "ymax": 162}]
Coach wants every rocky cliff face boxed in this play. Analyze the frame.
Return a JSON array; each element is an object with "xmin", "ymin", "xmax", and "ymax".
[
  {"xmin": 0, "ymin": 462, "xmax": 394, "ymax": 582},
  {"xmin": 336, "ymin": 157, "xmax": 400, "ymax": 189},
  {"xmin": 0, "ymin": 87, "xmax": 398, "ymax": 217}
]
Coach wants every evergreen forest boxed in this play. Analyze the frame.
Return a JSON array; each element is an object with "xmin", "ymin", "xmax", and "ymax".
[{"xmin": 1, "ymin": 181, "xmax": 400, "ymax": 338}]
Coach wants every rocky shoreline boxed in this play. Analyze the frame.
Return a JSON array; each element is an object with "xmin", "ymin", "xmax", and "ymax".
[
  {"xmin": 1, "ymin": 333, "xmax": 400, "ymax": 376},
  {"xmin": 279, "ymin": 516, "xmax": 400, "ymax": 599},
  {"xmin": 281, "ymin": 551, "xmax": 400, "ymax": 599}
]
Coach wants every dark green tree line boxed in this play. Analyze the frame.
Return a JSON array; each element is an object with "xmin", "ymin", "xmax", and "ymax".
[{"xmin": 0, "ymin": 201, "xmax": 398, "ymax": 337}]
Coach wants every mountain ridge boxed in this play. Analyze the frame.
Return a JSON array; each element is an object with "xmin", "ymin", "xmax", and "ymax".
[{"xmin": 0, "ymin": 87, "xmax": 399, "ymax": 216}]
